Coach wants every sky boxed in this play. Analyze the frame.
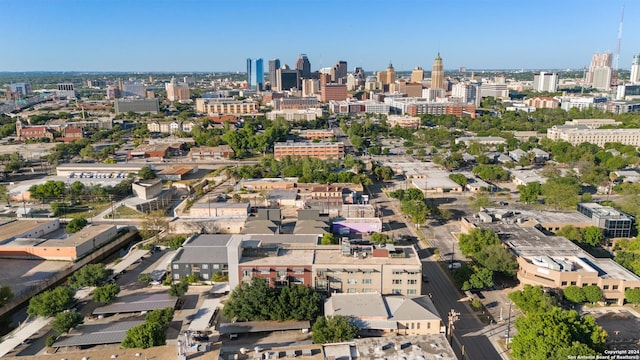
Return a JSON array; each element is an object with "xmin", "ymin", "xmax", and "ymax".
[{"xmin": 0, "ymin": 0, "xmax": 638, "ymax": 73}]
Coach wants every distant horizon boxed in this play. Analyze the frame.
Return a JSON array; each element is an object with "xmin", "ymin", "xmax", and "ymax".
[{"xmin": 1, "ymin": 0, "xmax": 637, "ymax": 72}]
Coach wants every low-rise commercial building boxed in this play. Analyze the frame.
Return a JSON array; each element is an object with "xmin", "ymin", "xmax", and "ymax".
[
  {"xmin": 461, "ymin": 218, "xmax": 640, "ymax": 305},
  {"xmin": 274, "ymin": 141, "xmax": 344, "ymax": 160},
  {"xmin": 577, "ymin": 202, "xmax": 634, "ymax": 238},
  {"xmin": 547, "ymin": 124, "xmax": 640, "ymax": 147},
  {"xmin": 189, "ymin": 145, "xmax": 235, "ymax": 160},
  {"xmin": 195, "ymin": 98, "xmax": 258, "ymax": 115},
  {"xmin": 114, "ymin": 98, "xmax": 159, "ymax": 114}
]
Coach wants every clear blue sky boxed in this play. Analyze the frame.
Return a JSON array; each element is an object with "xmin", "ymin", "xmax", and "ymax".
[{"xmin": 0, "ymin": 0, "xmax": 637, "ymax": 72}]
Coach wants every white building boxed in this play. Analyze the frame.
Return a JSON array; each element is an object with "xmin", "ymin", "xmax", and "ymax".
[
  {"xmin": 558, "ymin": 96, "xmax": 607, "ymax": 111},
  {"xmin": 533, "ymin": 72, "xmax": 558, "ymax": 92},
  {"xmin": 56, "ymin": 83, "xmax": 76, "ymax": 99},
  {"xmin": 631, "ymin": 54, "xmax": 640, "ymax": 85},
  {"xmin": 479, "ymin": 83, "xmax": 509, "ymax": 100},
  {"xmin": 547, "ymin": 125, "xmax": 640, "ymax": 147}
]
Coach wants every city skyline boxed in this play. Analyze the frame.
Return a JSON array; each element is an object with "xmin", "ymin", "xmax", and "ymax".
[{"xmin": 0, "ymin": 0, "xmax": 638, "ymax": 72}]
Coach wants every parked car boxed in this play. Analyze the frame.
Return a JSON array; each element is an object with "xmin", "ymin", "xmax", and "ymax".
[{"xmin": 447, "ymin": 262, "xmax": 462, "ymax": 269}]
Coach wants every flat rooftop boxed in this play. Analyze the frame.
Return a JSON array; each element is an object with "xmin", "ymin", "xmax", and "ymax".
[
  {"xmin": 240, "ymin": 248, "xmax": 315, "ymax": 266},
  {"xmin": 52, "ymin": 320, "xmax": 145, "ymax": 348},
  {"xmin": 484, "ymin": 223, "xmax": 640, "ymax": 282},
  {"xmin": 93, "ymin": 292, "xmax": 177, "ymax": 315},
  {"xmin": 314, "ymin": 246, "xmax": 420, "ymax": 267},
  {"xmin": 480, "ymin": 207, "xmax": 592, "ymax": 226},
  {"xmin": 39, "ymin": 224, "xmax": 116, "ymax": 248},
  {"xmin": 355, "ymin": 334, "xmax": 457, "ymax": 360},
  {"xmin": 0, "ymin": 219, "xmax": 59, "ymax": 244}
]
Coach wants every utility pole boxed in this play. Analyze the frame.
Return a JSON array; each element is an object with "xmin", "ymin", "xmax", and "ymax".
[
  {"xmin": 447, "ymin": 309, "xmax": 460, "ymax": 345},
  {"xmin": 506, "ymin": 302, "xmax": 513, "ymax": 349}
]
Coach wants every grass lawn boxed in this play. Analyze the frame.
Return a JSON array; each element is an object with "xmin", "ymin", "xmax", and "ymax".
[
  {"xmin": 109, "ymin": 205, "xmax": 145, "ymax": 219},
  {"xmin": 62, "ymin": 202, "xmax": 111, "ymax": 218}
]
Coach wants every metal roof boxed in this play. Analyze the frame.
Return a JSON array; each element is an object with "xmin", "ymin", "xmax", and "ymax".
[
  {"xmin": 217, "ymin": 320, "xmax": 310, "ymax": 334},
  {"xmin": 107, "ymin": 249, "xmax": 150, "ymax": 275},
  {"xmin": 188, "ymin": 299, "xmax": 220, "ymax": 332},
  {"xmin": 93, "ymin": 292, "xmax": 177, "ymax": 315},
  {"xmin": 53, "ymin": 320, "xmax": 145, "ymax": 347}
]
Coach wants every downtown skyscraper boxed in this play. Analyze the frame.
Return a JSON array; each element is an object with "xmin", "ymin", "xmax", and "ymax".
[
  {"xmin": 431, "ymin": 53, "xmax": 444, "ymax": 89},
  {"xmin": 296, "ymin": 54, "xmax": 311, "ymax": 79},
  {"xmin": 269, "ymin": 59, "xmax": 281, "ymax": 90}
]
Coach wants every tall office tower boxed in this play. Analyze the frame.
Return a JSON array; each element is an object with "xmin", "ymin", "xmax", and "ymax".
[
  {"xmin": 296, "ymin": 54, "xmax": 311, "ymax": 79},
  {"xmin": 586, "ymin": 52, "xmax": 613, "ymax": 89},
  {"xmin": 255, "ymin": 58, "xmax": 264, "ymax": 91},
  {"xmin": 385, "ymin": 63, "xmax": 396, "ymax": 85},
  {"xmin": 353, "ymin": 67, "xmax": 365, "ymax": 81},
  {"xmin": 10, "ymin": 82, "xmax": 32, "ymax": 98},
  {"xmin": 246, "ymin": 58, "xmax": 253, "ymax": 88},
  {"xmin": 631, "ymin": 54, "xmax": 640, "ymax": 84},
  {"xmin": 277, "ymin": 66, "xmax": 300, "ymax": 91},
  {"xmin": 332, "ymin": 61, "xmax": 348, "ymax": 83},
  {"xmin": 411, "ymin": 67, "xmax": 424, "ymax": 83},
  {"xmin": 166, "ymin": 77, "xmax": 190, "ymax": 101},
  {"xmin": 122, "ymin": 82, "xmax": 146, "ymax": 98},
  {"xmin": 431, "ymin": 53, "xmax": 445, "ymax": 89},
  {"xmin": 533, "ymin": 72, "xmax": 559, "ymax": 92},
  {"xmin": 268, "ymin": 59, "xmax": 280, "ymax": 90}
]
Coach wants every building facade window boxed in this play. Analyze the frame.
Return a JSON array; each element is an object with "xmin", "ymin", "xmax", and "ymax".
[
  {"xmin": 362, "ymin": 279, "xmax": 372, "ymax": 285},
  {"xmin": 202, "ymin": 264, "xmax": 209, "ymax": 269},
  {"xmin": 173, "ymin": 264, "xmax": 179, "ymax": 269},
  {"xmin": 392, "ymin": 279, "xmax": 402, "ymax": 285},
  {"xmin": 408, "ymin": 279, "xmax": 418, "ymax": 285},
  {"xmin": 392, "ymin": 289, "xmax": 402, "ymax": 294},
  {"xmin": 347, "ymin": 279, "xmax": 357, "ymax": 284},
  {"xmin": 407, "ymin": 289, "xmax": 417, "ymax": 295}
]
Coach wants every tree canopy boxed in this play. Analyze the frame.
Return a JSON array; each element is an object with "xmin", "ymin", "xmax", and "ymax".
[
  {"xmin": 52, "ymin": 311, "xmax": 83, "ymax": 334},
  {"xmin": 311, "ymin": 315, "xmax": 359, "ymax": 344},
  {"xmin": 458, "ymin": 228, "xmax": 500, "ymax": 256},
  {"xmin": 27, "ymin": 286, "xmax": 76, "ymax": 317},
  {"xmin": 68, "ymin": 263, "xmax": 111, "ymax": 288},
  {"xmin": 0, "ymin": 285, "xmax": 14, "ymax": 307},
  {"xmin": 93, "ymin": 284, "xmax": 120, "ymax": 304},
  {"xmin": 66, "ymin": 217, "xmax": 88, "ymax": 233},
  {"xmin": 510, "ymin": 308, "xmax": 607, "ymax": 360},
  {"xmin": 518, "ymin": 182, "xmax": 541, "ymax": 204},
  {"xmin": 121, "ymin": 322, "xmax": 166, "ymax": 349},
  {"xmin": 138, "ymin": 166, "xmax": 157, "ymax": 180},
  {"xmin": 508, "ymin": 285, "xmax": 557, "ymax": 315},
  {"xmin": 222, "ymin": 278, "xmax": 320, "ymax": 322},
  {"xmin": 541, "ymin": 176, "xmax": 581, "ymax": 210}
]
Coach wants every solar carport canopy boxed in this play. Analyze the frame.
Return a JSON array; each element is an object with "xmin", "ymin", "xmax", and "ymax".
[
  {"xmin": 53, "ymin": 320, "xmax": 144, "ymax": 347},
  {"xmin": 93, "ymin": 292, "xmax": 177, "ymax": 315}
]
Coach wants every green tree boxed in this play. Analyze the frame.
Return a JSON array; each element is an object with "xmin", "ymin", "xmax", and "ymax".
[
  {"xmin": 583, "ymin": 285, "xmax": 603, "ymax": 304},
  {"xmin": 138, "ymin": 273, "xmax": 151, "ymax": 283},
  {"xmin": 517, "ymin": 182, "xmax": 541, "ymax": 204},
  {"xmin": 138, "ymin": 166, "xmax": 157, "ymax": 180},
  {"xmin": 556, "ymin": 225, "xmax": 584, "ymax": 242},
  {"xmin": 541, "ymin": 176, "xmax": 581, "ymax": 210},
  {"xmin": 27, "ymin": 286, "xmax": 76, "ymax": 317},
  {"xmin": 510, "ymin": 308, "xmax": 607, "ymax": 360},
  {"xmin": 168, "ymin": 278, "xmax": 189, "ymax": 298},
  {"xmin": 145, "ymin": 307, "xmax": 174, "ymax": 326},
  {"xmin": 68, "ymin": 264, "xmax": 110, "ymax": 288},
  {"xmin": 52, "ymin": 311, "xmax": 83, "ymax": 334},
  {"xmin": 508, "ymin": 285, "xmax": 557, "ymax": 315},
  {"xmin": 93, "ymin": 284, "xmax": 120, "ymax": 304},
  {"xmin": 0, "ymin": 285, "xmax": 14, "ymax": 307},
  {"xmin": 167, "ymin": 235, "xmax": 186, "ymax": 250},
  {"xmin": 45, "ymin": 335, "xmax": 57, "ymax": 347},
  {"xmin": 311, "ymin": 315, "xmax": 358, "ymax": 344},
  {"xmin": 462, "ymin": 267, "xmax": 494, "ymax": 290},
  {"xmin": 469, "ymin": 194, "xmax": 494, "ymax": 212},
  {"xmin": 321, "ymin": 233, "xmax": 337, "ymax": 245},
  {"xmin": 562, "ymin": 285, "xmax": 586, "ymax": 303},
  {"xmin": 66, "ymin": 217, "xmax": 88, "ymax": 233},
  {"xmin": 121, "ymin": 322, "xmax": 166, "ymax": 349},
  {"xmin": 222, "ymin": 277, "xmax": 275, "ymax": 321},
  {"xmin": 449, "ymin": 173, "xmax": 468, "ymax": 187},
  {"xmin": 624, "ymin": 288, "xmax": 640, "ymax": 304},
  {"xmin": 370, "ymin": 233, "xmax": 389, "ymax": 244},
  {"xmin": 583, "ymin": 226, "xmax": 604, "ymax": 247},
  {"xmin": 272, "ymin": 285, "xmax": 321, "ymax": 321},
  {"xmin": 474, "ymin": 244, "xmax": 518, "ymax": 276},
  {"xmin": 472, "ymin": 165, "xmax": 510, "ymax": 181},
  {"xmin": 458, "ymin": 228, "xmax": 499, "ymax": 257}
]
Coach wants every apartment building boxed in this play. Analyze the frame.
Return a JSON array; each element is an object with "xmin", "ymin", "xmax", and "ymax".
[
  {"xmin": 387, "ymin": 115, "xmax": 420, "ymax": 128},
  {"xmin": 313, "ymin": 243, "xmax": 422, "ymax": 296},
  {"xmin": 274, "ymin": 141, "xmax": 345, "ymax": 160},
  {"xmin": 546, "ymin": 125, "xmax": 640, "ymax": 147},
  {"xmin": 195, "ymin": 98, "xmax": 258, "ymax": 115},
  {"xmin": 272, "ymin": 97, "xmax": 319, "ymax": 110},
  {"xmin": 524, "ymin": 96, "xmax": 559, "ymax": 109},
  {"xmin": 297, "ymin": 129, "xmax": 334, "ymax": 140}
]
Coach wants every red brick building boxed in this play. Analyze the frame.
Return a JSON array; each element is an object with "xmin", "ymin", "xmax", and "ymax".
[{"xmin": 321, "ymin": 84, "xmax": 348, "ymax": 102}]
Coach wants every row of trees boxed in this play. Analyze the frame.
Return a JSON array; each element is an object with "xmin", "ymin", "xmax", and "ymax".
[
  {"xmin": 222, "ymin": 278, "xmax": 320, "ymax": 322},
  {"xmin": 457, "ymin": 228, "xmax": 518, "ymax": 291},
  {"xmin": 507, "ymin": 285, "xmax": 607, "ymax": 359},
  {"xmin": 389, "ymin": 188, "xmax": 430, "ymax": 224}
]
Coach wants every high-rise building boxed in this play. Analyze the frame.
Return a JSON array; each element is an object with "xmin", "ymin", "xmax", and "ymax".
[
  {"xmin": 10, "ymin": 82, "xmax": 32, "ymax": 98},
  {"xmin": 122, "ymin": 82, "xmax": 146, "ymax": 98},
  {"xmin": 586, "ymin": 52, "xmax": 612, "ymax": 90},
  {"xmin": 255, "ymin": 58, "xmax": 264, "ymax": 91},
  {"xmin": 246, "ymin": 58, "xmax": 253, "ymax": 89},
  {"xmin": 321, "ymin": 84, "xmax": 348, "ymax": 102},
  {"xmin": 57, "ymin": 83, "xmax": 76, "ymax": 99},
  {"xmin": 277, "ymin": 66, "xmax": 300, "ymax": 91},
  {"xmin": 411, "ymin": 67, "xmax": 424, "ymax": 83},
  {"xmin": 296, "ymin": 54, "xmax": 311, "ymax": 79},
  {"xmin": 431, "ymin": 53, "xmax": 444, "ymax": 89},
  {"xmin": 268, "ymin": 59, "xmax": 280, "ymax": 90},
  {"xmin": 385, "ymin": 63, "xmax": 396, "ymax": 85},
  {"xmin": 631, "ymin": 54, "xmax": 640, "ymax": 84},
  {"xmin": 533, "ymin": 72, "xmax": 559, "ymax": 92},
  {"xmin": 165, "ymin": 77, "xmax": 190, "ymax": 101},
  {"xmin": 332, "ymin": 61, "xmax": 347, "ymax": 83}
]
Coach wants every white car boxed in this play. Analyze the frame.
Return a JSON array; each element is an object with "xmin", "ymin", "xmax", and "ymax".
[{"xmin": 447, "ymin": 262, "xmax": 462, "ymax": 269}]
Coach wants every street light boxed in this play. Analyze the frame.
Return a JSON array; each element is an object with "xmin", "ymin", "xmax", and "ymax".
[{"xmin": 506, "ymin": 302, "xmax": 513, "ymax": 349}]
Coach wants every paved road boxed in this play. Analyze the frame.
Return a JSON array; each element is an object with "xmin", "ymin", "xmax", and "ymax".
[{"xmin": 368, "ymin": 182, "xmax": 502, "ymax": 360}]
